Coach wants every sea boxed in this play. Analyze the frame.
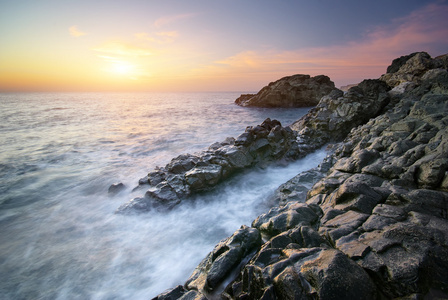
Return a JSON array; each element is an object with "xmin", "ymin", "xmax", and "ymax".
[{"xmin": 0, "ymin": 92, "xmax": 327, "ymax": 299}]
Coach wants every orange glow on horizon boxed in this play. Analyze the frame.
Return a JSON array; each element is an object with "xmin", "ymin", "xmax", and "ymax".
[{"xmin": 0, "ymin": 2, "xmax": 447, "ymax": 93}]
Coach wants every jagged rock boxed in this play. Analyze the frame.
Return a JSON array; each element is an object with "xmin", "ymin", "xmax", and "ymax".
[
  {"xmin": 166, "ymin": 154, "xmax": 199, "ymax": 174},
  {"xmin": 268, "ymin": 168, "xmax": 325, "ymax": 206},
  {"xmin": 117, "ymin": 118, "xmax": 304, "ymax": 213},
  {"xmin": 235, "ymin": 74, "xmax": 339, "ymax": 108},
  {"xmin": 300, "ymin": 249, "xmax": 377, "ymax": 299},
  {"xmin": 151, "ymin": 51, "xmax": 448, "ymax": 299},
  {"xmin": 291, "ymin": 79, "xmax": 390, "ymax": 147},
  {"xmin": 185, "ymin": 164, "xmax": 222, "ymax": 191},
  {"xmin": 226, "ymin": 248, "xmax": 377, "ymax": 299},
  {"xmin": 252, "ymin": 202, "xmax": 320, "ymax": 238},
  {"xmin": 380, "ymin": 52, "xmax": 435, "ymax": 87},
  {"xmin": 185, "ymin": 225, "xmax": 262, "ymax": 294}
]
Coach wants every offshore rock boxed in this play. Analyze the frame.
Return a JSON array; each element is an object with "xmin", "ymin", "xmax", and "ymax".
[
  {"xmin": 235, "ymin": 74, "xmax": 339, "ymax": 108},
  {"xmin": 153, "ymin": 52, "xmax": 448, "ymax": 299},
  {"xmin": 108, "ymin": 182, "xmax": 126, "ymax": 195}
]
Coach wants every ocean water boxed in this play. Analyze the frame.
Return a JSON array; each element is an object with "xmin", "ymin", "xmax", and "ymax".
[{"xmin": 0, "ymin": 92, "xmax": 326, "ymax": 299}]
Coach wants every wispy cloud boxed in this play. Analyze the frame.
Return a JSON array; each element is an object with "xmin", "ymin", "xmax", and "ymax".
[
  {"xmin": 154, "ymin": 13, "xmax": 196, "ymax": 28},
  {"xmin": 194, "ymin": 2, "xmax": 448, "ymax": 87},
  {"xmin": 134, "ymin": 31, "xmax": 178, "ymax": 44},
  {"xmin": 69, "ymin": 25, "xmax": 87, "ymax": 37},
  {"xmin": 93, "ymin": 41, "xmax": 152, "ymax": 57}
]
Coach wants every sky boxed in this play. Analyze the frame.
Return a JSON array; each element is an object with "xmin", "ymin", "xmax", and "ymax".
[{"xmin": 0, "ymin": 0, "xmax": 447, "ymax": 92}]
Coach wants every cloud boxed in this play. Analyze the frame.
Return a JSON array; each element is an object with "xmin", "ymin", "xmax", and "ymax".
[
  {"xmin": 134, "ymin": 31, "xmax": 178, "ymax": 44},
  {"xmin": 69, "ymin": 25, "xmax": 87, "ymax": 37},
  {"xmin": 93, "ymin": 41, "xmax": 152, "ymax": 57},
  {"xmin": 157, "ymin": 31, "xmax": 178, "ymax": 38},
  {"xmin": 154, "ymin": 13, "xmax": 196, "ymax": 28},
  {"xmin": 194, "ymin": 2, "xmax": 448, "ymax": 87}
]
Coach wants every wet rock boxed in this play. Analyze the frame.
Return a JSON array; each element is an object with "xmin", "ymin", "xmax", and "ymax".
[
  {"xmin": 227, "ymin": 248, "xmax": 377, "ymax": 299},
  {"xmin": 151, "ymin": 51, "xmax": 448, "ymax": 299},
  {"xmin": 166, "ymin": 154, "xmax": 199, "ymax": 174},
  {"xmin": 118, "ymin": 118, "xmax": 304, "ymax": 212},
  {"xmin": 235, "ymin": 74, "xmax": 338, "ymax": 108},
  {"xmin": 269, "ymin": 168, "xmax": 324, "ymax": 206},
  {"xmin": 219, "ymin": 145, "xmax": 252, "ymax": 169},
  {"xmin": 235, "ymin": 131, "xmax": 254, "ymax": 146},
  {"xmin": 185, "ymin": 225, "xmax": 262, "ymax": 293},
  {"xmin": 307, "ymin": 181, "xmax": 341, "ymax": 201},
  {"xmin": 148, "ymin": 169, "xmax": 166, "ymax": 185},
  {"xmin": 252, "ymin": 203, "xmax": 319, "ymax": 237},
  {"xmin": 152, "ymin": 286, "xmax": 207, "ymax": 300},
  {"xmin": 319, "ymin": 210, "xmax": 370, "ymax": 243},
  {"xmin": 324, "ymin": 180, "xmax": 386, "ymax": 214},
  {"xmin": 108, "ymin": 182, "xmax": 126, "ymax": 195},
  {"xmin": 153, "ymin": 285, "xmax": 187, "ymax": 300},
  {"xmin": 115, "ymin": 196, "xmax": 152, "ymax": 214},
  {"xmin": 145, "ymin": 183, "xmax": 180, "ymax": 207},
  {"xmin": 185, "ymin": 164, "xmax": 222, "ymax": 191},
  {"xmin": 300, "ymin": 249, "xmax": 377, "ymax": 299},
  {"xmin": 333, "ymin": 148, "xmax": 380, "ymax": 173}
]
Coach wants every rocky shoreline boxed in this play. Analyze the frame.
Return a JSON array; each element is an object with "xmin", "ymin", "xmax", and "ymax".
[{"xmin": 128, "ymin": 52, "xmax": 448, "ymax": 299}]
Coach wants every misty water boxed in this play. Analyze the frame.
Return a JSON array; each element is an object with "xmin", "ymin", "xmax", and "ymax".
[{"xmin": 0, "ymin": 92, "xmax": 326, "ymax": 299}]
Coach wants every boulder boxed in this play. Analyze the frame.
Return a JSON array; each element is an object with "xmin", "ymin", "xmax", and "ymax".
[
  {"xmin": 291, "ymin": 79, "xmax": 390, "ymax": 147},
  {"xmin": 107, "ymin": 182, "xmax": 126, "ymax": 195},
  {"xmin": 235, "ymin": 74, "xmax": 339, "ymax": 108},
  {"xmin": 185, "ymin": 225, "xmax": 262, "ymax": 294},
  {"xmin": 225, "ymin": 248, "xmax": 377, "ymax": 299},
  {"xmin": 380, "ymin": 52, "xmax": 435, "ymax": 87}
]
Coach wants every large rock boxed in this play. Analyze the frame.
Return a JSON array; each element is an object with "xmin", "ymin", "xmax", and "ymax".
[
  {"xmin": 235, "ymin": 74, "xmax": 339, "ymax": 108},
  {"xmin": 379, "ymin": 51, "xmax": 448, "ymax": 88},
  {"xmin": 185, "ymin": 225, "xmax": 262, "ymax": 294},
  {"xmin": 152, "ymin": 51, "xmax": 448, "ymax": 299},
  {"xmin": 117, "ymin": 118, "xmax": 303, "ymax": 213},
  {"xmin": 291, "ymin": 79, "xmax": 391, "ymax": 147},
  {"xmin": 225, "ymin": 247, "xmax": 377, "ymax": 299}
]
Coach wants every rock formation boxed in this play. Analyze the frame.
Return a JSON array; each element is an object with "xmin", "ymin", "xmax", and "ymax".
[
  {"xmin": 235, "ymin": 74, "xmax": 339, "ymax": 108},
  {"xmin": 147, "ymin": 51, "xmax": 448, "ymax": 299},
  {"xmin": 117, "ymin": 118, "xmax": 302, "ymax": 213},
  {"xmin": 118, "ymin": 78, "xmax": 392, "ymax": 214}
]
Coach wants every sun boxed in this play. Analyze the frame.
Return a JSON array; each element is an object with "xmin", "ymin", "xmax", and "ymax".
[{"xmin": 111, "ymin": 61, "xmax": 135, "ymax": 75}]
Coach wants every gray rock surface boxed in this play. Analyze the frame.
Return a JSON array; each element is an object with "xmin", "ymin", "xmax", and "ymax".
[
  {"xmin": 235, "ymin": 74, "xmax": 339, "ymax": 108},
  {"xmin": 117, "ymin": 118, "xmax": 304, "ymax": 213},
  {"xmin": 151, "ymin": 52, "xmax": 448, "ymax": 299}
]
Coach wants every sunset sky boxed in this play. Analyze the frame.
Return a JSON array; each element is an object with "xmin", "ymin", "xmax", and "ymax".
[{"xmin": 1, "ymin": 0, "xmax": 447, "ymax": 92}]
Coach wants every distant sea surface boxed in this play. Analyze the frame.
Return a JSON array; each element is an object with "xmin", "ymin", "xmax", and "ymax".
[{"xmin": 0, "ymin": 92, "xmax": 326, "ymax": 299}]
